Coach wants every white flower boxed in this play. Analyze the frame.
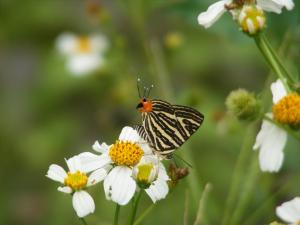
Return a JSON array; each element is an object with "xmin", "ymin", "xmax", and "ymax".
[
  {"xmin": 197, "ymin": 0, "xmax": 294, "ymax": 28},
  {"xmin": 276, "ymin": 197, "xmax": 300, "ymax": 224},
  {"xmin": 78, "ymin": 126, "xmax": 170, "ymax": 205},
  {"xmin": 253, "ymin": 79, "xmax": 288, "ymax": 172},
  {"xmin": 132, "ymin": 156, "xmax": 169, "ymax": 203},
  {"xmin": 46, "ymin": 155, "xmax": 107, "ymax": 217},
  {"xmin": 56, "ymin": 32, "xmax": 109, "ymax": 75}
]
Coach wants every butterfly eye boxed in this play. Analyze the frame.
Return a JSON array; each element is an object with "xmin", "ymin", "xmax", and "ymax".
[{"xmin": 136, "ymin": 102, "xmax": 143, "ymax": 109}]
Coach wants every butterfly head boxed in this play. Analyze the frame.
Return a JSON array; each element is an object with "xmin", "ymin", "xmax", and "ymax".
[
  {"xmin": 136, "ymin": 98, "xmax": 153, "ymax": 112},
  {"xmin": 136, "ymin": 78, "xmax": 154, "ymax": 113}
]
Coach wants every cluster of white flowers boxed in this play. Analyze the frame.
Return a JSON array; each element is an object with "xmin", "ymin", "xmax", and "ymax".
[
  {"xmin": 46, "ymin": 126, "xmax": 169, "ymax": 218},
  {"xmin": 198, "ymin": 1, "xmax": 299, "ymax": 223},
  {"xmin": 56, "ymin": 32, "xmax": 109, "ymax": 76}
]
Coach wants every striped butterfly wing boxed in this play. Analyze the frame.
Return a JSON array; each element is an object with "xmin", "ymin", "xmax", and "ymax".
[
  {"xmin": 136, "ymin": 99, "xmax": 204, "ymax": 156},
  {"xmin": 173, "ymin": 105, "xmax": 204, "ymax": 138},
  {"xmin": 143, "ymin": 100, "xmax": 184, "ymax": 152}
]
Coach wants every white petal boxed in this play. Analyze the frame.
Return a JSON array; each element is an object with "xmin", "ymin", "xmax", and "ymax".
[
  {"xmin": 197, "ymin": 0, "xmax": 230, "ymax": 28},
  {"xmin": 46, "ymin": 164, "xmax": 67, "ymax": 183},
  {"xmin": 78, "ymin": 152, "xmax": 112, "ymax": 173},
  {"xmin": 267, "ymin": 0, "xmax": 294, "ymax": 10},
  {"xmin": 118, "ymin": 126, "xmax": 140, "ymax": 143},
  {"xmin": 92, "ymin": 141, "xmax": 110, "ymax": 153},
  {"xmin": 138, "ymin": 141, "xmax": 153, "ymax": 155},
  {"xmin": 67, "ymin": 54, "xmax": 103, "ymax": 75},
  {"xmin": 56, "ymin": 32, "xmax": 77, "ymax": 55},
  {"xmin": 90, "ymin": 34, "xmax": 109, "ymax": 53},
  {"xmin": 103, "ymin": 166, "xmax": 136, "ymax": 205},
  {"xmin": 253, "ymin": 118, "xmax": 287, "ymax": 172},
  {"xmin": 145, "ymin": 178, "xmax": 169, "ymax": 203},
  {"xmin": 139, "ymin": 155, "xmax": 159, "ymax": 165},
  {"xmin": 66, "ymin": 155, "xmax": 82, "ymax": 173},
  {"xmin": 271, "ymin": 79, "xmax": 287, "ymax": 104},
  {"xmin": 72, "ymin": 191, "xmax": 95, "ymax": 218},
  {"xmin": 257, "ymin": 0, "xmax": 283, "ymax": 13},
  {"xmin": 87, "ymin": 168, "xmax": 108, "ymax": 186},
  {"xmin": 276, "ymin": 197, "xmax": 300, "ymax": 223},
  {"xmin": 57, "ymin": 186, "xmax": 72, "ymax": 193},
  {"xmin": 157, "ymin": 162, "xmax": 169, "ymax": 181},
  {"xmin": 282, "ymin": 0, "xmax": 294, "ymax": 10}
]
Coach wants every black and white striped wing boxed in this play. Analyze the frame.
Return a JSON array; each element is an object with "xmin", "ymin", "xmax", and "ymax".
[
  {"xmin": 173, "ymin": 105, "xmax": 204, "ymax": 137},
  {"xmin": 135, "ymin": 99, "xmax": 204, "ymax": 156},
  {"xmin": 143, "ymin": 100, "xmax": 185, "ymax": 152},
  {"xmin": 134, "ymin": 125, "xmax": 149, "ymax": 142}
]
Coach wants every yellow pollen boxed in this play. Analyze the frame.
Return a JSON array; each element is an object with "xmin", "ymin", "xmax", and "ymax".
[
  {"xmin": 77, "ymin": 37, "xmax": 91, "ymax": 53},
  {"xmin": 109, "ymin": 140, "xmax": 143, "ymax": 166},
  {"xmin": 137, "ymin": 164, "xmax": 154, "ymax": 183},
  {"xmin": 273, "ymin": 93, "xmax": 300, "ymax": 126},
  {"xmin": 64, "ymin": 171, "xmax": 88, "ymax": 191},
  {"xmin": 297, "ymin": 221, "xmax": 300, "ymax": 225}
]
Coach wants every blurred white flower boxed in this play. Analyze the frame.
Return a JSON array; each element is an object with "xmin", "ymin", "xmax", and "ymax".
[
  {"xmin": 276, "ymin": 197, "xmax": 300, "ymax": 224},
  {"xmin": 56, "ymin": 32, "xmax": 109, "ymax": 75},
  {"xmin": 46, "ymin": 155, "xmax": 107, "ymax": 217},
  {"xmin": 197, "ymin": 0, "xmax": 294, "ymax": 28},
  {"xmin": 253, "ymin": 79, "xmax": 287, "ymax": 172},
  {"xmin": 78, "ymin": 126, "xmax": 169, "ymax": 205}
]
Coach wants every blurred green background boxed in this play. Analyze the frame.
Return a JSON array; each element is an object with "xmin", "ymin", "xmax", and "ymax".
[{"xmin": 1, "ymin": 0, "xmax": 300, "ymax": 225}]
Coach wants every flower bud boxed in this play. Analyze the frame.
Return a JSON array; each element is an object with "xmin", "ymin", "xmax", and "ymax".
[
  {"xmin": 132, "ymin": 157, "xmax": 159, "ymax": 189},
  {"xmin": 167, "ymin": 163, "xmax": 189, "ymax": 189},
  {"xmin": 238, "ymin": 5, "xmax": 266, "ymax": 35},
  {"xmin": 226, "ymin": 88, "xmax": 261, "ymax": 121},
  {"xmin": 164, "ymin": 32, "xmax": 183, "ymax": 49}
]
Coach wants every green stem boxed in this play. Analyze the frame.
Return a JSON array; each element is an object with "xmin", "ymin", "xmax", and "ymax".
[
  {"xmin": 113, "ymin": 204, "xmax": 121, "ymax": 225},
  {"xmin": 254, "ymin": 33, "xmax": 292, "ymax": 92},
  {"xmin": 129, "ymin": 191, "xmax": 143, "ymax": 225},
  {"xmin": 80, "ymin": 218, "xmax": 88, "ymax": 225},
  {"xmin": 193, "ymin": 183, "xmax": 213, "ymax": 225},
  {"xmin": 263, "ymin": 115, "xmax": 300, "ymax": 143},
  {"xmin": 262, "ymin": 33, "xmax": 295, "ymax": 84},
  {"xmin": 229, "ymin": 157, "xmax": 259, "ymax": 225},
  {"xmin": 221, "ymin": 125, "xmax": 256, "ymax": 225},
  {"xmin": 133, "ymin": 204, "xmax": 155, "ymax": 225}
]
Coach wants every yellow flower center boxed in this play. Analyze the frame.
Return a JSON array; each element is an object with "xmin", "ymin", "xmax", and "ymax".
[
  {"xmin": 297, "ymin": 221, "xmax": 300, "ymax": 225},
  {"xmin": 136, "ymin": 164, "xmax": 154, "ymax": 183},
  {"xmin": 238, "ymin": 5, "xmax": 265, "ymax": 35},
  {"xmin": 273, "ymin": 93, "xmax": 300, "ymax": 126},
  {"xmin": 64, "ymin": 171, "xmax": 88, "ymax": 191},
  {"xmin": 77, "ymin": 37, "xmax": 91, "ymax": 53},
  {"xmin": 109, "ymin": 140, "xmax": 143, "ymax": 166}
]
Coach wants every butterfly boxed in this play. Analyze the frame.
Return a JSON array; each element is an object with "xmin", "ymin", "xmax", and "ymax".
[{"xmin": 134, "ymin": 81, "xmax": 204, "ymax": 158}]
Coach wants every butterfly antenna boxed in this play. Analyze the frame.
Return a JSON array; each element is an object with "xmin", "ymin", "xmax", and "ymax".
[
  {"xmin": 173, "ymin": 154, "xmax": 193, "ymax": 168},
  {"xmin": 137, "ymin": 77, "xmax": 141, "ymax": 98},
  {"xmin": 143, "ymin": 87, "xmax": 148, "ymax": 99},
  {"xmin": 146, "ymin": 84, "xmax": 154, "ymax": 98}
]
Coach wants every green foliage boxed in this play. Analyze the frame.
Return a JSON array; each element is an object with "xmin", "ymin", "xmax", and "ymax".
[{"xmin": 0, "ymin": 1, "xmax": 299, "ymax": 225}]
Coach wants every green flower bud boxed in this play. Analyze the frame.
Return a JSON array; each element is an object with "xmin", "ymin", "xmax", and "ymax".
[
  {"xmin": 132, "ymin": 158, "xmax": 159, "ymax": 189},
  {"xmin": 225, "ymin": 88, "xmax": 260, "ymax": 121},
  {"xmin": 238, "ymin": 5, "xmax": 266, "ymax": 35}
]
